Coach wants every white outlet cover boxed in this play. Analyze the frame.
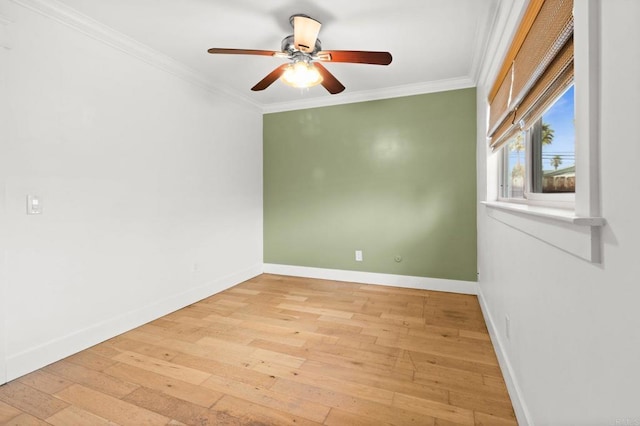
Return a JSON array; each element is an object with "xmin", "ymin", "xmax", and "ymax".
[{"xmin": 355, "ymin": 250, "xmax": 363, "ymax": 261}]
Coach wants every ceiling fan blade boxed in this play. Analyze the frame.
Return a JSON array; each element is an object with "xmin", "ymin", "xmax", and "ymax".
[
  {"xmin": 317, "ymin": 50, "xmax": 392, "ymax": 65},
  {"xmin": 292, "ymin": 15, "xmax": 322, "ymax": 53},
  {"xmin": 251, "ymin": 64, "xmax": 289, "ymax": 91},
  {"xmin": 207, "ymin": 48, "xmax": 279, "ymax": 57},
  {"xmin": 314, "ymin": 63, "xmax": 345, "ymax": 94}
]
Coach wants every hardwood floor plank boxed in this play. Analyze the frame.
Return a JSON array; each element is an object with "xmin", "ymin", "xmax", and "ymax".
[
  {"xmin": 226, "ymin": 287, "xmax": 260, "ymax": 295},
  {"xmin": 300, "ymin": 359, "xmax": 449, "ymax": 404},
  {"xmin": 106, "ymin": 337, "xmax": 180, "ymax": 362},
  {"xmin": 122, "ymin": 387, "xmax": 218, "ymax": 425},
  {"xmin": 448, "ymin": 390, "xmax": 516, "ymax": 421},
  {"xmin": 213, "ymin": 394, "xmax": 322, "ymax": 426},
  {"xmin": 228, "ymin": 311, "xmax": 321, "ymax": 333},
  {"xmin": 195, "ymin": 336, "xmax": 255, "ymax": 358},
  {"xmin": 0, "ymin": 381, "xmax": 69, "ymax": 420},
  {"xmin": 473, "ymin": 411, "xmax": 519, "ymax": 426},
  {"xmin": 324, "ymin": 408, "xmax": 396, "ymax": 426},
  {"xmin": 170, "ymin": 352, "xmax": 278, "ymax": 389},
  {"xmin": 2, "ymin": 412, "xmax": 53, "ymax": 425},
  {"xmin": 376, "ymin": 335, "xmax": 498, "ymax": 366},
  {"xmin": 251, "ymin": 360, "xmax": 395, "ymax": 405},
  {"xmin": 393, "ymin": 392, "xmax": 475, "ymax": 425},
  {"xmin": 235, "ymin": 317, "xmax": 335, "ymax": 345},
  {"xmin": 46, "ymin": 405, "xmax": 117, "ymax": 426},
  {"xmin": 0, "ymin": 400, "xmax": 22, "ymax": 424},
  {"xmin": 44, "ymin": 360, "xmax": 139, "ymax": 399},
  {"xmin": 401, "ymin": 350, "xmax": 504, "ymax": 378},
  {"xmin": 103, "ymin": 362, "xmax": 223, "ymax": 408},
  {"xmin": 277, "ymin": 303, "xmax": 354, "ymax": 319},
  {"xmin": 307, "ymin": 341, "xmax": 399, "ymax": 369},
  {"xmin": 17, "ymin": 370, "xmax": 73, "ymax": 395},
  {"xmin": 458, "ymin": 329, "xmax": 491, "ymax": 341},
  {"xmin": 202, "ymin": 374, "xmax": 330, "ymax": 423},
  {"xmin": 55, "ymin": 384, "xmax": 170, "ymax": 425},
  {"xmin": 250, "ymin": 347, "xmax": 307, "ymax": 369},
  {"xmin": 482, "ymin": 373, "xmax": 512, "ymax": 392},
  {"xmin": 111, "ymin": 351, "xmax": 211, "ymax": 385},
  {"xmin": 64, "ymin": 350, "xmax": 118, "ymax": 372},
  {"xmin": 303, "ymin": 349, "xmax": 414, "ymax": 381}
]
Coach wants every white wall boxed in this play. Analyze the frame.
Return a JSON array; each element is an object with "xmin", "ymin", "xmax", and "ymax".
[
  {"xmin": 0, "ymin": 1, "xmax": 263, "ymax": 382},
  {"xmin": 477, "ymin": 1, "xmax": 640, "ymax": 425}
]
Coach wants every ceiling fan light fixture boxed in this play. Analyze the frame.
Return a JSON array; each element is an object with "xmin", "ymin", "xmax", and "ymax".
[
  {"xmin": 292, "ymin": 15, "xmax": 321, "ymax": 53},
  {"xmin": 280, "ymin": 62, "xmax": 323, "ymax": 88}
]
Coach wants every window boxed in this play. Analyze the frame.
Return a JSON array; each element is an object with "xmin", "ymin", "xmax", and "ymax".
[
  {"xmin": 488, "ymin": 0, "xmax": 575, "ymax": 208},
  {"xmin": 499, "ymin": 84, "xmax": 575, "ymax": 205},
  {"xmin": 483, "ymin": 0, "xmax": 605, "ymax": 263},
  {"xmin": 533, "ymin": 85, "xmax": 575, "ymax": 195}
]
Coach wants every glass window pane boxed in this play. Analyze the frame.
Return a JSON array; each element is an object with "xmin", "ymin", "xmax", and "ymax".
[
  {"xmin": 538, "ymin": 85, "xmax": 575, "ymax": 193},
  {"xmin": 504, "ymin": 132, "xmax": 526, "ymax": 199}
]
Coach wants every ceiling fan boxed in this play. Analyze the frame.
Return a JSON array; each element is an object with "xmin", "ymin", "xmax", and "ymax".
[{"xmin": 207, "ymin": 14, "xmax": 392, "ymax": 95}]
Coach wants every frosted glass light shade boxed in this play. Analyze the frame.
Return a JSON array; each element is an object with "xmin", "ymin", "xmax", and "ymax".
[{"xmin": 280, "ymin": 62, "xmax": 323, "ymax": 88}]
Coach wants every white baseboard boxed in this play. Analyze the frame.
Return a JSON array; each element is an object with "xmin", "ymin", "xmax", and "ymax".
[
  {"xmin": 263, "ymin": 264, "xmax": 477, "ymax": 295},
  {"xmin": 4, "ymin": 264, "xmax": 262, "ymax": 382},
  {"xmin": 477, "ymin": 287, "xmax": 533, "ymax": 426}
]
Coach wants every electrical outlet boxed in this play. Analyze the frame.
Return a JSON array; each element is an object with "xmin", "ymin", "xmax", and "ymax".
[
  {"xmin": 355, "ymin": 250, "xmax": 363, "ymax": 262},
  {"xmin": 505, "ymin": 315, "xmax": 511, "ymax": 340}
]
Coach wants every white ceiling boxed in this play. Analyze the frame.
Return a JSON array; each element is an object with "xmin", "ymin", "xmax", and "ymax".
[{"xmin": 53, "ymin": 0, "xmax": 501, "ymax": 111}]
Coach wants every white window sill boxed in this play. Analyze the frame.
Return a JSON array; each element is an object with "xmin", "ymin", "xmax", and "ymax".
[
  {"xmin": 482, "ymin": 201, "xmax": 606, "ymax": 226},
  {"xmin": 481, "ymin": 201, "xmax": 605, "ymax": 263}
]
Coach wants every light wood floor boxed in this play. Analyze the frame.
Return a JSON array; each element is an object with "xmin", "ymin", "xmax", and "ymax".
[{"xmin": 0, "ymin": 274, "xmax": 516, "ymax": 425}]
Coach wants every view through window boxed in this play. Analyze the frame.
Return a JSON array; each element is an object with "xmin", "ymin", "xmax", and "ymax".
[
  {"xmin": 536, "ymin": 85, "xmax": 575, "ymax": 193},
  {"xmin": 501, "ymin": 84, "xmax": 575, "ymax": 199}
]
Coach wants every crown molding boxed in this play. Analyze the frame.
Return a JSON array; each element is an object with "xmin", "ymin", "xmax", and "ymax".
[
  {"xmin": 470, "ymin": 0, "xmax": 501, "ymax": 85},
  {"xmin": 263, "ymin": 76, "xmax": 475, "ymax": 114},
  {"xmin": 477, "ymin": 0, "xmax": 527, "ymax": 88},
  {"xmin": 9, "ymin": 0, "xmax": 262, "ymax": 112}
]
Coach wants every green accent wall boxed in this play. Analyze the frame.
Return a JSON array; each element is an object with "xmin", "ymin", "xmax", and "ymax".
[{"xmin": 264, "ymin": 88, "xmax": 477, "ymax": 282}]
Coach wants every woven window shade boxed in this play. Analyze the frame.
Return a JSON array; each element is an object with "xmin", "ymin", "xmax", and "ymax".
[
  {"xmin": 488, "ymin": 64, "xmax": 513, "ymax": 136},
  {"xmin": 489, "ymin": 112, "xmax": 518, "ymax": 151},
  {"xmin": 511, "ymin": 0, "xmax": 574, "ymax": 108},
  {"xmin": 515, "ymin": 38, "xmax": 574, "ymax": 130},
  {"xmin": 488, "ymin": 0, "xmax": 574, "ymax": 149},
  {"xmin": 490, "ymin": 38, "xmax": 574, "ymax": 151}
]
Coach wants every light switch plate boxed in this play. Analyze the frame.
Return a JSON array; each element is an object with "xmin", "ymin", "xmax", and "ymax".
[{"xmin": 27, "ymin": 195, "xmax": 42, "ymax": 215}]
